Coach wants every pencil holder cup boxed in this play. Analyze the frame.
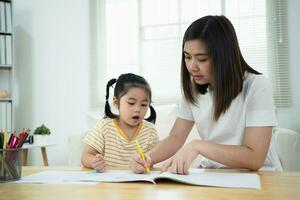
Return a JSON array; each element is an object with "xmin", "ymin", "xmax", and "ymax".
[{"xmin": 0, "ymin": 148, "xmax": 22, "ymax": 182}]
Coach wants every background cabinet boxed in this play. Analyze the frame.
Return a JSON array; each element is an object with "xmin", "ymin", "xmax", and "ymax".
[{"xmin": 0, "ymin": 0, "xmax": 13, "ymax": 131}]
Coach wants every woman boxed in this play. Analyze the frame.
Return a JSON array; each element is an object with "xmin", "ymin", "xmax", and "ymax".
[{"xmin": 132, "ymin": 15, "xmax": 282, "ymax": 174}]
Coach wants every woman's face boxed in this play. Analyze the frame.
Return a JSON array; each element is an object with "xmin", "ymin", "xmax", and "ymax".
[{"xmin": 183, "ymin": 39, "xmax": 214, "ymax": 87}]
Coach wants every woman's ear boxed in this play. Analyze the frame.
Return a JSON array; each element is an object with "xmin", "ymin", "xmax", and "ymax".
[{"xmin": 112, "ymin": 97, "xmax": 119, "ymax": 109}]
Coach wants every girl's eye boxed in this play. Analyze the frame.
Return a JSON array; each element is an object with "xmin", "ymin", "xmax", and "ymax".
[
  {"xmin": 184, "ymin": 56, "xmax": 191, "ymax": 60},
  {"xmin": 128, "ymin": 102, "xmax": 134, "ymax": 105},
  {"xmin": 141, "ymin": 104, "xmax": 148, "ymax": 107}
]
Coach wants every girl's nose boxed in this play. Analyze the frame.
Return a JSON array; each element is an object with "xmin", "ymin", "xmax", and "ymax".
[{"xmin": 134, "ymin": 106, "xmax": 141, "ymax": 112}]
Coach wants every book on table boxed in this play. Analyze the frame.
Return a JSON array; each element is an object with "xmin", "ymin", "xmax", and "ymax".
[{"xmin": 15, "ymin": 168, "xmax": 261, "ymax": 189}]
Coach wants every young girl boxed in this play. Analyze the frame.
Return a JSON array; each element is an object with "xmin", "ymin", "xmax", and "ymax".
[
  {"xmin": 81, "ymin": 73, "xmax": 159, "ymax": 172},
  {"xmin": 132, "ymin": 15, "xmax": 282, "ymax": 174}
]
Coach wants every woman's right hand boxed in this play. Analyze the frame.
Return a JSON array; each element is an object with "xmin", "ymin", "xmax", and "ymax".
[
  {"xmin": 160, "ymin": 140, "xmax": 200, "ymax": 175},
  {"xmin": 131, "ymin": 153, "xmax": 152, "ymax": 174},
  {"xmin": 92, "ymin": 153, "xmax": 106, "ymax": 172}
]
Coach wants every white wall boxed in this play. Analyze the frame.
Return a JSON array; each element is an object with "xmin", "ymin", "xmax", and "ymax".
[
  {"xmin": 13, "ymin": 0, "xmax": 92, "ymax": 165},
  {"xmin": 277, "ymin": 0, "xmax": 300, "ymax": 133},
  {"xmin": 12, "ymin": 0, "xmax": 300, "ymax": 166}
]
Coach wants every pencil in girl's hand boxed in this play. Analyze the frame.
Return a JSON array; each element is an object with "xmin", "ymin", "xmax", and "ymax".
[{"xmin": 135, "ymin": 140, "xmax": 150, "ymax": 173}]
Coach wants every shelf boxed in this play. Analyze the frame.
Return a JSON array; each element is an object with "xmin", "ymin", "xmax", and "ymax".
[
  {"xmin": 0, "ymin": 98, "xmax": 12, "ymax": 102},
  {"xmin": 0, "ymin": 0, "xmax": 13, "ymax": 131},
  {"xmin": 0, "ymin": 65, "xmax": 12, "ymax": 69},
  {"xmin": 0, "ymin": 32, "xmax": 12, "ymax": 35}
]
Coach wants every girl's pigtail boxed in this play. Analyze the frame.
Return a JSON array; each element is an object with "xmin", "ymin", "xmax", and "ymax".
[
  {"xmin": 104, "ymin": 78, "xmax": 118, "ymax": 119},
  {"xmin": 145, "ymin": 105, "xmax": 156, "ymax": 124}
]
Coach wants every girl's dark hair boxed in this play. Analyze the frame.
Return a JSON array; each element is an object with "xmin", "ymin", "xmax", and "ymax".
[
  {"xmin": 105, "ymin": 73, "xmax": 156, "ymax": 124},
  {"xmin": 181, "ymin": 15, "xmax": 260, "ymax": 121}
]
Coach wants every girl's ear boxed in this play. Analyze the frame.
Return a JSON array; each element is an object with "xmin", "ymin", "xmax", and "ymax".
[{"xmin": 112, "ymin": 97, "xmax": 119, "ymax": 109}]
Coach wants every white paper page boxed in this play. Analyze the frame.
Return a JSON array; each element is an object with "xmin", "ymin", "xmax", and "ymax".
[
  {"xmin": 13, "ymin": 169, "xmax": 261, "ymax": 189},
  {"xmin": 14, "ymin": 170, "xmax": 159, "ymax": 184},
  {"xmin": 14, "ymin": 171, "xmax": 98, "ymax": 185},
  {"xmin": 156, "ymin": 168, "xmax": 260, "ymax": 189},
  {"xmin": 83, "ymin": 170, "xmax": 159, "ymax": 183}
]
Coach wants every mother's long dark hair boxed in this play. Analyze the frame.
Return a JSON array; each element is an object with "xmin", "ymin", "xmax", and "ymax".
[{"xmin": 181, "ymin": 15, "xmax": 260, "ymax": 120}]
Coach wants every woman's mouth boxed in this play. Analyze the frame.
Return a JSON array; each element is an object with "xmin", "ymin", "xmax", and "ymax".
[{"xmin": 193, "ymin": 75, "xmax": 204, "ymax": 81}]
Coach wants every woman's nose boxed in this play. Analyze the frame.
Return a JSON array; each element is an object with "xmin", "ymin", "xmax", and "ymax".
[{"xmin": 189, "ymin": 58, "xmax": 199, "ymax": 71}]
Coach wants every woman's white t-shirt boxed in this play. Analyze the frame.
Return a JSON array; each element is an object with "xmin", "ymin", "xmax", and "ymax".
[{"xmin": 178, "ymin": 72, "xmax": 282, "ymax": 170}]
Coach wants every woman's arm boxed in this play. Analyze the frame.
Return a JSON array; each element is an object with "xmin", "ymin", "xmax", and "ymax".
[
  {"xmin": 148, "ymin": 118, "xmax": 194, "ymax": 164},
  {"xmin": 132, "ymin": 118, "xmax": 194, "ymax": 173},
  {"xmin": 196, "ymin": 126, "xmax": 272, "ymax": 171},
  {"xmin": 164, "ymin": 126, "xmax": 272, "ymax": 174}
]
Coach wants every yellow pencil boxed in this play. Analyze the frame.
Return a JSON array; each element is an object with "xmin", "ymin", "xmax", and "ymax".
[{"xmin": 135, "ymin": 140, "xmax": 150, "ymax": 173}]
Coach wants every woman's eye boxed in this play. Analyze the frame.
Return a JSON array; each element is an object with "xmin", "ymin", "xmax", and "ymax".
[
  {"xmin": 198, "ymin": 58, "xmax": 208, "ymax": 62},
  {"xmin": 128, "ymin": 102, "xmax": 134, "ymax": 105},
  {"xmin": 141, "ymin": 104, "xmax": 148, "ymax": 107}
]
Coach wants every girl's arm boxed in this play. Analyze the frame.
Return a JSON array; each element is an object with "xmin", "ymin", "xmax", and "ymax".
[
  {"xmin": 81, "ymin": 145, "xmax": 106, "ymax": 172},
  {"xmin": 81, "ymin": 145, "xmax": 97, "ymax": 168}
]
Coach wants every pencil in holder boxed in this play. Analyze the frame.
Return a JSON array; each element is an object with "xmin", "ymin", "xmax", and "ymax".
[{"xmin": 0, "ymin": 148, "xmax": 22, "ymax": 182}]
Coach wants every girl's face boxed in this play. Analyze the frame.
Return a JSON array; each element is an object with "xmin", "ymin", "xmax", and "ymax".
[
  {"xmin": 183, "ymin": 39, "xmax": 214, "ymax": 87},
  {"xmin": 114, "ymin": 87, "xmax": 150, "ymax": 127}
]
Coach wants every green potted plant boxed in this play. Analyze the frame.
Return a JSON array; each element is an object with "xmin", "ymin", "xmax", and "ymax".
[{"xmin": 33, "ymin": 124, "xmax": 51, "ymax": 145}]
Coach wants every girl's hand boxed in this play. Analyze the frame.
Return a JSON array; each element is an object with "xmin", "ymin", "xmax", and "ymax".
[
  {"xmin": 131, "ymin": 152, "xmax": 152, "ymax": 174},
  {"xmin": 161, "ymin": 140, "xmax": 199, "ymax": 175},
  {"xmin": 92, "ymin": 154, "xmax": 106, "ymax": 172}
]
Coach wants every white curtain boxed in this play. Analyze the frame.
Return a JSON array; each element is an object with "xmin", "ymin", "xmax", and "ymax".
[{"xmin": 91, "ymin": 0, "xmax": 290, "ymax": 108}]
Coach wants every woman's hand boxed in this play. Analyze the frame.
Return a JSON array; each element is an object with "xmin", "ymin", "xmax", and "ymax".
[
  {"xmin": 161, "ymin": 140, "xmax": 200, "ymax": 175},
  {"xmin": 92, "ymin": 154, "xmax": 106, "ymax": 173},
  {"xmin": 131, "ymin": 152, "xmax": 152, "ymax": 174}
]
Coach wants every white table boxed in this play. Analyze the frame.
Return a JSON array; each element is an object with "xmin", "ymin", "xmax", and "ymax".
[{"xmin": 22, "ymin": 143, "xmax": 56, "ymax": 166}]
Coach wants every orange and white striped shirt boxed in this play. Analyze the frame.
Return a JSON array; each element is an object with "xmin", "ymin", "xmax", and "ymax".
[{"xmin": 83, "ymin": 118, "xmax": 159, "ymax": 168}]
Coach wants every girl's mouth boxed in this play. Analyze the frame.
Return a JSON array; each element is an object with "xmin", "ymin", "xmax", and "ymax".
[{"xmin": 132, "ymin": 116, "xmax": 140, "ymax": 120}]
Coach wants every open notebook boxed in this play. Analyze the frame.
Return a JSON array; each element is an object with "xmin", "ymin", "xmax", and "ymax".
[{"xmin": 15, "ymin": 169, "xmax": 260, "ymax": 189}]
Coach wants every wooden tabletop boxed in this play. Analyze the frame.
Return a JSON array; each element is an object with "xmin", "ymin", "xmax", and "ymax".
[{"xmin": 0, "ymin": 166, "xmax": 300, "ymax": 200}]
